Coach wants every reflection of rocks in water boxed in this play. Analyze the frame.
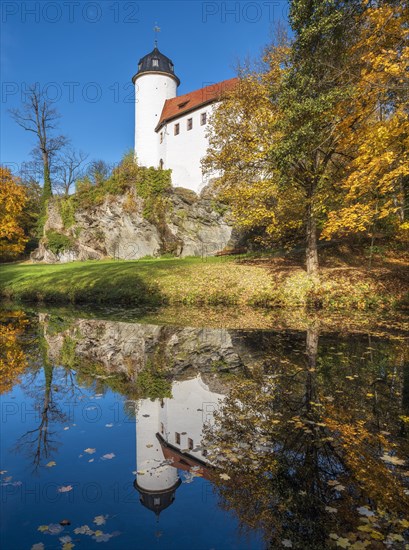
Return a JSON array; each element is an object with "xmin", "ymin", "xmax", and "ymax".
[{"xmin": 40, "ymin": 315, "xmax": 257, "ymax": 392}]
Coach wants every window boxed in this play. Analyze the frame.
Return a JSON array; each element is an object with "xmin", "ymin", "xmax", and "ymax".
[
  {"xmin": 201, "ymin": 112, "xmax": 207, "ymax": 125},
  {"xmin": 138, "ymin": 63, "xmax": 142, "ymax": 71},
  {"xmin": 175, "ymin": 432, "xmax": 181, "ymax": 445},
  {"xmin": 154, "ymin": 497, "xmax": 161, "ymax": 506},
  {"xmin": 188, "ymin": 438, "xmax": 194, "ymax": 450},
  {"xmin": 160, "ymin": 132, "xmax": 163, "ymax": 144},
  {"xmin": 174, "ymin": 123, "xmax": 180, "ymax": 135},
  {"xmin": 159, "ymin": 159, "xmax": 164, "ymax": 170},
  {"xmin": 152, "ymin": 59, "xmax": 159, "ymax": 68},
  {"xmin": 187, "ymin": 118, "xmax": 193, "ymax": 131},
  {"xmin": 160, "ymin": 422, "xmax": 164, "ymax": 434},
  {"xmin": 202, "ymin": 448, "xmax": 208, "ymax": 457}
]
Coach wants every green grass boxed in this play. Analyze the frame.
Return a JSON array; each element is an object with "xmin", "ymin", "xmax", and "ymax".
[
  {"xmin": 0, "ymin": 257, "xmax": 236, "ymax": 306},
  {"xmin": 0, "ymin": 255, "xmax": 407, "ymax": 311}
]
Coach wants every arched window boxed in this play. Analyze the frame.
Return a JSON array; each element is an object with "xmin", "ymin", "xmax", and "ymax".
[{"xmin": 159, "ymin": 159, "xmax": 164, "ymax": 170}]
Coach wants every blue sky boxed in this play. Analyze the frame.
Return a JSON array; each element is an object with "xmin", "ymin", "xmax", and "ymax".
[{"xmin": 1, "ymin": 1, "xmax": 289, "ymax": 175}]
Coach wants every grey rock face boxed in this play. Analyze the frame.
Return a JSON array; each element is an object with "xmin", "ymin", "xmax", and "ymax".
[{"xmin": 32, "ymin": 187, "xmax": 236, "ymax": 263}]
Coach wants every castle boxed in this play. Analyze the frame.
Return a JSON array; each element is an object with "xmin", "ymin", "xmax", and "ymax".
[{"xmin": 132, "ymin": 45, "xmax": 237, "ymax": 194}]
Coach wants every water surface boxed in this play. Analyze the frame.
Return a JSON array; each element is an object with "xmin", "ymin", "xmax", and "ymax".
[{"xmin": 1, "ymin": 307, "xmax": 408, "ymax": 549}]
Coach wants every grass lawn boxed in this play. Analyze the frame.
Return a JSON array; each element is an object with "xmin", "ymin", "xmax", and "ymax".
[{"xmin": 0, "ymin": 253, "xmax": 407, "ymax": 311}]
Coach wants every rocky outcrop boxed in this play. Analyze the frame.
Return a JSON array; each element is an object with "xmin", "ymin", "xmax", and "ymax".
[{"xmin": 32, "ymin": 186, "xmax": 237, "ymax": 263}]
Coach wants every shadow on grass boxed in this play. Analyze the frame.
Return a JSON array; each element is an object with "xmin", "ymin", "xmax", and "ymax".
[{"xmin": 0, "ymin": 261, "xmax": 167, "ymax": 306}]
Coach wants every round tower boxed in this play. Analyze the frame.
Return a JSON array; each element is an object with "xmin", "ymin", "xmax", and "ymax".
[
  {"xmin": 134, "ymin": 398, "xmax": 181, "ymax": 516},
  {"xmin": 132, "ymin": 46, "xmax": 180, "ymax": 168}
]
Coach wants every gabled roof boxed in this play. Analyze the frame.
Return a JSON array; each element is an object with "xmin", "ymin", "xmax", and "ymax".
[{"xmin": 155, "ymin": 77, "xmax": 239, "ymax": 131}]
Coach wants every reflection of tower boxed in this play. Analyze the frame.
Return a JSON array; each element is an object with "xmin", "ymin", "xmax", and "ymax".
[
  {"xmin": 134, "ymin": 398, "xmax": 181, "ymax": 516},
  {"xmin": 134, "ymin": 376, "xmax": 225, "ymax": 516}
]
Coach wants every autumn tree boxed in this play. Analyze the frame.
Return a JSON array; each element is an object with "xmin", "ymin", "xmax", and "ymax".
[
  {"xmin": 0, "ymin": 167, "xmax": 28, "ymax": 260},
  {"xmin": 10, "ymin": 86, "xmax": 67, "ymax": 203},
  {"xmin": 322, "ymin": 3, "xmax": 409, "ymax": 249},
  {"xmin": 204, "ymin": 2, "xmax": 361, "ymax": 274}
]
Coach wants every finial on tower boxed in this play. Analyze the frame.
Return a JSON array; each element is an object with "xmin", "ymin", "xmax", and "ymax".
[{"xmin": 154, "ymin": 23, "xmax": 160, "ymax": 48}]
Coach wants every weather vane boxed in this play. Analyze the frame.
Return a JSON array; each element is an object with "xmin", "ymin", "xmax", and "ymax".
[{"xmin": 154, "ymin": 23, "xmax": 160, "ymax": 48}]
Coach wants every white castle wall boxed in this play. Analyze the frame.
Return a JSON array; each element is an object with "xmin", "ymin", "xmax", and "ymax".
[
  {"xmin": 161, "ymin": 376, "xmax": 224, "ymax": 459},
  {"xmin": 134, "ymin": 73, "xmax": 178, "ymax": 168},
  {"xmin": 135, "ymin": 376, "xmax": 225, "ymax": 491},
  {"xmin": 157, "ymin": 104, "xmax": 218, "ymax": 193}
]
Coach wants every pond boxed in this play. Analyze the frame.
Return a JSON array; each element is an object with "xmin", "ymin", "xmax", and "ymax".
[{"xmin": 0, "ymin": 307, "xmax": 408, "ymax": 550}]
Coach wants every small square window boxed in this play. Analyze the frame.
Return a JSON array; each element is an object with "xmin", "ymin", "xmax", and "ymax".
[
  {"xmin": 152, "ymin": 59, "xmax": 159, "ymax": 68},
  {"xmin": 174, "ymin": 123, "xmax": 180, "ymax": 135},
  {"xmin": 160, "ymin": 132, "xmax": 163, "ymax": 144},
  {"xmin": 200, "ymin": 112, "xmax": 207, "ymax": 125},
  {"xmin": 188, "ymin": 438, "xmax": 194, "ymax": 450},
  {"xmin": 175, "ymin": 432, "xmax": 181, "ymax": 445},
  {"xmin": 187, "ymin": 118, "xmax": 193, "ymax": 131}
]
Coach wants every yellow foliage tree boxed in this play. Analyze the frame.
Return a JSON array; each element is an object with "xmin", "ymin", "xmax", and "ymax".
[
  {"xmin": 202, "ymin": 39, "xmax": 306, "ymax": 248},
  {"xmin": 322, "ymin": 3, "xmax": 409, "ymax": 241},
  {"xmin": 0, "ymin": 166, "xmax": 28, "ymax": 260}
]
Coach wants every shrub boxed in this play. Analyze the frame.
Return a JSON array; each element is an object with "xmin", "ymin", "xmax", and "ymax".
[
  {"xmin": 59, "ymin": 197, "xmax": 76, "ymax": 228},
  {"xmin": 45, "ymin": 231, "xmax": 74, "ymax": 255}
]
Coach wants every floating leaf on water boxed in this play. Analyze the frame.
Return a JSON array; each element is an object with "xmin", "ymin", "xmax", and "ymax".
[
  {"xmin": 399, "ymin": 519, "xmax": 409, "ymax": 528},
  {"xmin": 335, "ymin": 537, "xmax": 350, "ymax": 548},
  {"xmin": 380, "ymin": 454, "xmax": 405, "ymax": 466},
  {"xmin": 357, "ymin": 506, "xmax": 374, "ymax": 517},
  {"xmin": 63, "ymin": 427, "xmax": 70, "ymax": 431},
  {"xmin": 58, "ymin": 485, "xmax": 73, "ymax": 493},
  {"xmin": 93, "ymin": 515, "xmax": 108, "ymax": 526},
  {"xmin": 59, "ymin": 535, "xmax": 72, "ymax": 544},
  {"xmin": 46, "ymin": 461, "xmax": 56, "ymax": 468},
  {"xmin": 105, "ymin": 424, "xmax": 113, "ymax": 428},
  {"xmin": 31, "ymin": 544, "xmax": 44, "ymax": 550},
  {"xmin": 73, "ymin": 525, "xmax": 94, "ymax": 535},
  {"xmin": 0, "ymin": 470, "xmax": 7, "ymax": 475},
  {"xmin": 282, "ymin": 540, "xmax": 293, "ymax": 548},
  {"xmin": 88, "ymin": 459, "xmax": 94, "ymax": 463},
  {"xmin": 101, "ymin": 453, "xmax": 115, "ymax": 460},
  {"xmin": 37, "ymin": 523, "xmax": 64, "ymax": 535},
  {"xmin": 84, "ymin": 448, "xmax": 96, "ymax": 454},
  {"xmin": 219, "ymin": 473, "xmax": 231, "ymax": 481},
  {"xmin": 59, "ymin": 519, "xmax": 71, "ymax": 526},
  {"xmin": 325, "ymin": 506, "xmax": 338, "ymax": 513}
]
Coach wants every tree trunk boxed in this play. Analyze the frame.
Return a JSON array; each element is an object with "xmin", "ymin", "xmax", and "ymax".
[
  {"xmin": 42, "ymin": 152, "xmax": 52, "ymax": 201},
  {"xmin": 306, "ymin": 199, "xmax": 319, "ymax": 276}
]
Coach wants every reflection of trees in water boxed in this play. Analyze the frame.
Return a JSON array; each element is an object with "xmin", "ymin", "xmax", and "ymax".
[
  {"xmin": 204, "ymin": 328, "xmax": 409, "ymax": 549},
  {"xmin": 15, "ymin": 362, "xmax": 67, "ymax": 471},
  {"xmin": 12, "ymin": 321, "xmax": 82, "ymax": 472},
  {"xmin": 0, "ymin": 312, "xmax": 29, "ymax": 394}
]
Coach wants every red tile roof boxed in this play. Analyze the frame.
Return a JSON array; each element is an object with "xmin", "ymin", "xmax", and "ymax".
[{"xmin": 155, "ymin": 77, "xmax": 239, "ymax": 131}]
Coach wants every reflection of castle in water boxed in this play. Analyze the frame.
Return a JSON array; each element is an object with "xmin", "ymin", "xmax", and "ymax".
[{"xmin": 134, "ymin": 375, "xmax": 224, "ymax": 516}]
